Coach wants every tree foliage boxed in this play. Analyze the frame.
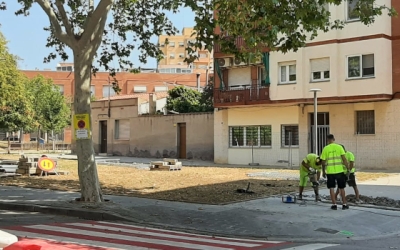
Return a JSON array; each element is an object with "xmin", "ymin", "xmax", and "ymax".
[
  {"xmin": 26, "ymin": 75, "xmax": 71, "ymax": 133},
  {"xmin": 166, "ymin": 86, "xmax": 213, "ymax": 113},
  {"xmin": 210, "ymin": 0, "xmax": 396, "ymax": 60},
  {"xmin": 0, "ymin": 31, "xmax": 34, "ymax": 133}
]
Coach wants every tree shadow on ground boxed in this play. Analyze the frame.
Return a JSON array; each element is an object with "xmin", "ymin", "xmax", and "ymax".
[
  {"xmin": 0, "ymin": 176, "xmax": 300, "ymax": 205},
  {"xmin": 101, "ymin": 179, "xmax": 300, "ymax": 205}
]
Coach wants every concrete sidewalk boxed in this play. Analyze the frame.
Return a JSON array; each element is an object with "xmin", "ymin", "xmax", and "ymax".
[{"xmin": 1, "ymin": 175, "xmax": 400, "ymax": 243}]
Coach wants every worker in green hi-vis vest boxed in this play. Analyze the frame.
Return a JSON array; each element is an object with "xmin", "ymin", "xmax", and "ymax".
[
  {"xmin": 320, "ymin": 134, "xmax": 349, "ymax": 211},
  {"xmin": 335, "ymin": 144, "xmax": 362, "ymax": 204}
]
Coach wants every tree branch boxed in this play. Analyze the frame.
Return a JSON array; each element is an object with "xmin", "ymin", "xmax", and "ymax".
[
  {"xmin": 80, "ymin": 0, "xmax": 113, "ymax": 46},
  {"xmin": 87, "ymin": 8, "xmax": 110, "ymax": 60},
  {"xmin": 35, "ymin": 0, "xmax": 75, "ymax": 48},
  {"xmin": 54, "ymin": 0, "xmax": 74, "ymax": 38}
]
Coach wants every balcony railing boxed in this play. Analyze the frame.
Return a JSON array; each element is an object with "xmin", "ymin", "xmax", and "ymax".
[
  {"xmin": 214, "ymin": 36, "xmax": 245, "ymax": 54},
  {"xmin": 214, "ymin": 83, "xmax": 270, "ymax": 107}
]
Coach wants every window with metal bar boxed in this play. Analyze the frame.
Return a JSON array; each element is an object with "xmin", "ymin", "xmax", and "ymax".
[
  {"xmin": 230, "ymin": 127, "xmax": 244, "ymax": 147},
  {"xmin": 229, "ymin": 126, "xmax": 272, "ymax": 147},
  {"xmin": 281, "ymin": 125, "xmax": 299, "ymax": 147},
  {"xmin": 356, "ymin": 110, "xmax": 375, "ymax": 134},
  {"xmin": 260, "ymin": 126, "xmax": 272, "ymax": 146}
]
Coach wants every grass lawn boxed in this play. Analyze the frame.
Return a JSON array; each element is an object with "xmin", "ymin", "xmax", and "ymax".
[{"xmin": 0, "ymin": 154, "xmax": 390, "ymax": 204}]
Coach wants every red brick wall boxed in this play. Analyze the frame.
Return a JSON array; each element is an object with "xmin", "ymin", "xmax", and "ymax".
[
  {"xmin": 392, "ymin": 0, "xmax": 400, "ymax": 96},
  {"xmin": 21, "ymin": 70, "xmax": 208, "ymax": 144}
]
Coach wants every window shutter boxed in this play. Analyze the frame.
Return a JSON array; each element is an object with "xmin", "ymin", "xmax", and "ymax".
[
  {"xmin": 118, "ymin": 119, "xmax": 130, "ymax": 139},
  {"xmin": 362, "ymin": 54, "xmax": 374, "ymax": 68},
  {"xmin": 311, "ymin": 58, "xmax": 330, "ymax": 72}
]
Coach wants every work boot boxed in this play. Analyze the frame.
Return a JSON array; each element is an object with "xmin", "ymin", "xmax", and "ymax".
[
  {"xmin": 298, "ymin": 194, "xmax": 303, "ymax": 200},
  {"xmin": 331, "ymin": 205, "xmax": 338, "ymax": 210},
  {"xmin": 315, "ymin": 195, "xmax": 321, "ymax": 202},
  {"xmin": 342, "ymin": 204, "xmax": 350, "ymax": 210}
]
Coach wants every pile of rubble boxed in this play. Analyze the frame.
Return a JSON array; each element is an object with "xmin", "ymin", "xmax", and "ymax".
[{"xmin": 346, "ymin": 194, "xmax": 400, "ymax": 208}]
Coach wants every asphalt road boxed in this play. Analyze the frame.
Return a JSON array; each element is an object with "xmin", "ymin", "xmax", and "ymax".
[{"xmin": 1, "ymin": 210, "xmax": 400, "ymax": 250}]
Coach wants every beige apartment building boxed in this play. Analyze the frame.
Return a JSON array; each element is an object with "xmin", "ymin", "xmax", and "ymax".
[
  {"xmin": 213, "ymin": 0, "xmax": 400, "ymax": 170},
  {"xmin": 158, "ymin": 27, "xmax": 213, "ymax": 74}
]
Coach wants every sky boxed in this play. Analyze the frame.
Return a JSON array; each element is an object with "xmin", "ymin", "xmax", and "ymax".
[{"xmin": 0, "ymin": 2, "xmax": 195, "ymax": 70}]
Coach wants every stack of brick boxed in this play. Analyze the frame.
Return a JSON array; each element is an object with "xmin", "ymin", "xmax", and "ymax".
[
  {"xmin": 16, "ymin": 156, "xmax": 39, "ymax": 175},
  {"xmin": 150, "ymin": 158, "xmax": 182, "ymax": 171}
]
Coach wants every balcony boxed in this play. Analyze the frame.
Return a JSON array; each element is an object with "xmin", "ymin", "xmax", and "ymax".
[
  {"xmin": 214, "ymin": 36, "xmax": 245, "ymax": 54},
  {"xmin": 214, "ymin": 83, "xmax": 270, "ymax": 107}
]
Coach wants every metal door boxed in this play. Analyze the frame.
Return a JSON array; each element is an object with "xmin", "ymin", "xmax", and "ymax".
[{"xmin": 309, "ymin": 113, "xmax": 330, "ymax": 155}]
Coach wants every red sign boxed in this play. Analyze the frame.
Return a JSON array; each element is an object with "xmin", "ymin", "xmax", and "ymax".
[
  {"xmin": 38, "ymin": 157, "xmax": 56, "ymax": 172},
  {"xmin": 77, "ymin": 120, "xmax": 86, "ymax": 129}
]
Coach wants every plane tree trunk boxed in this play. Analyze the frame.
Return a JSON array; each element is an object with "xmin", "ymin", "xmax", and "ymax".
[{"xmin": 73, "ymin": 51, "xmax": 103, "ymax": 203}]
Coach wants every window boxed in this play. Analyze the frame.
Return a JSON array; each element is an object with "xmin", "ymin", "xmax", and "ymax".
[
  {"xmin": 102, "ymin": 86, "xmax": 116, "ymax": 98},
  {"xmin": 279, "ymin": 63, "xmax": 296, "ymax": 84},
  {"xmin": 199, "ymin": 53, "xmax": 207, "ymax": 58},
  {"xmin": 229, "ymin": 125, "xmax": 272, "ymax": 147},
  {"xmin": 310, "ymin": 58, "xmax": 330, "ymax": 82},
  {"xmin": 155, "ymin": 86, "xmax": 169, "ymax": 92},
  {"xmin": 230, "ymin": 127, "xmax": 244, "ymax": 147},
  {"xmin": 179, "ymin": 53, "xmax": 184, "ymax": 58},
  {"xmin": 169, "ymin": 42, "xmax": 175, "ymax": 47},
  {"xmin": 347, "ymin": 0, "xmax": 372, "ymax": 21},
  {"xmin": 347, "ymin": 0, "xmax": 359, "ymax": 20},
  {"xmin": 90, "ymin": 85, "xmax": 95, "ymax": 97},
  {"xmin": 281, "ymin": 125, "xmax": 299, "ymax": 147},
  {"xmin": 133, "ymin": 86, "xmax": 147, "ymax": 93},
  {"xmin": 347, "ymin": 54, "xmax": 374, "ymax": 79},
  {"xmin": 258, "ymin": 67, "xmax": 266, "ymax": 85},
  {"xmin": 356, "ymin": 110, "xmax": 375, "ymax": 134},
  {"xmin": 160, "ymin": 43, "xmax": 165, "ymax": 47},
  {"xmin": 170, "ymin": 53, "xmax": 175, "ymax": 59},
  {"xmin": 115, "ymin": 119, "xmax": 130, "ymax": 140},
  {"xmin": 260, "ymin": 126, "xmax": 272, "ymax": 146},
  {"xmin": 179, "ymin": 42, "xmax": 185, "ymax": 47},
  {"xmin": 56, "ymin": 85, "xmax": 64, "ymax": 95}
]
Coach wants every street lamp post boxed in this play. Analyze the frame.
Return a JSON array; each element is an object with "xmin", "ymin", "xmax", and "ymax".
[{"xmin": 309, "ymin": 88, "xmax": 322, "ymax": 154}]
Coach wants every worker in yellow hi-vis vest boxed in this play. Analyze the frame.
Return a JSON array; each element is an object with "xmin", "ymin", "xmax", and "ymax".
[
  {"xmin": 298, "ymin": 153, "xmax": 322, "ymax": 201},
  {"xmin": 320, "ymin": 134, "xmax": 349, "ymax": 210},
  {"xmin": 335, "ymin": 144, "xmax": 362, "ymax": 203}
]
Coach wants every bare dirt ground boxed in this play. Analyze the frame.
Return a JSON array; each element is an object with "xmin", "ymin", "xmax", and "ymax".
[{"xmin": 0, "ymin": 155, "xmax": 392, "ymax": 204}]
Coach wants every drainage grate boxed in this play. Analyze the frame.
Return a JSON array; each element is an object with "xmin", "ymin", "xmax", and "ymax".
[{"xmin": 314, "ymin": 228, "xmax": 340, "ymax": 234}]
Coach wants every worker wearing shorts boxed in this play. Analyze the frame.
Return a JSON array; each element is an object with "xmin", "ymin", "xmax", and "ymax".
[
  {"xmin": 298, "ymin": 153, "xmax": 322, "ymax": 201},
  {"xmin": 335, "ymin": 145, "xmax": 362, "ymax": 203},
  {"xmin": 321, "ymin": 134, "xmax": 350, "ymax": 210}
]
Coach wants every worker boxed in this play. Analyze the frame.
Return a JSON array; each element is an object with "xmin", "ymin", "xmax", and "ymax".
[
  {"xmin": 321, "ymin": 134, "xmax": 350, "ymax": 210},
  {"xmin": 298, "ymin": 153, "xmax": 322, "ymax": 201},
  {"xmin": 335, "ymin": 144, "xmax": 362, "ymax": 203}
]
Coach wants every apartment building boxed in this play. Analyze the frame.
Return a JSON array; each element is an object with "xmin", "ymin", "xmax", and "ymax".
[
  {"xmin": 22, "ymin": 68, "xmax": 207, "ymax": 144},
  {"xmin": 213, "ymin": 0, "xmax": 400, "ymax": 170},
  {"xmin": 158, "ymin": 27, "xmax": 214, "ymax": 74}
]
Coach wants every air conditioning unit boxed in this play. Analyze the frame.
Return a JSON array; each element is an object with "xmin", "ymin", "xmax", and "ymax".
[
  {"xmin": 217, "ymin": 58, "xmax": 231, "ymax": 68},
  {"xmin": 234, "ymin": 57, "xmax": 247, "ymax": 66}
]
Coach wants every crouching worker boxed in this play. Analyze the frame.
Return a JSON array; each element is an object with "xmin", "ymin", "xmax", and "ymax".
[
  {"xmin": 299, "ymin": 153, "xmax": 322, "ymax": 201},
  {"xmin": 335, "ymin": 144, "xmax": 362, "ymax": 203}
]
